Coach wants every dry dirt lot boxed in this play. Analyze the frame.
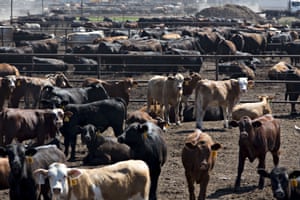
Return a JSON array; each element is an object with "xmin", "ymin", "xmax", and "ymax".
[{"xmin": 0, "ymin": 58, "xmax": 299, "ymax": 200}]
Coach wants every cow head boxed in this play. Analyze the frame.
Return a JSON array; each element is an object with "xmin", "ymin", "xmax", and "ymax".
[
  {"xmin": 183, "ymin": 129, "xmax": 221, "ymax": 170},
  {"xmin": 0, "ymin": 143, "xmax": 37, "ymax": 178},
  {"xmin": 236, "ymin": 77, "xmax": 253, "ymax": 92},
  {"xmin": 79, "ymin": 124, "xmax": 99, "ymax": 145},
  {"xmin": 44, "ymin": 108, "xmax": 65, "ymax": 137},
  {"xmin": 34, "ymin": 162, "xmax": 83, "ymax": 199},
  {"xmin": 258, "ymin": 167, "xmax": 300, "ymax": 200},
  {"xmin": 2, "ymin": 75, "xmax": 17, "ymax": 93},
  {"xmin": 229, "ymin": 116, "xmax": 261, "ymax": 142}
]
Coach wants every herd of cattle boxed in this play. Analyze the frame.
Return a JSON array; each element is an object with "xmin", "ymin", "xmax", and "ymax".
[
  {"xmin": 0, "ymin": 59, "xmax": 299, "ymax": 200},
  {"xmin": 0, "ymin": 15, "xmax": 300, "ymax": 200}
]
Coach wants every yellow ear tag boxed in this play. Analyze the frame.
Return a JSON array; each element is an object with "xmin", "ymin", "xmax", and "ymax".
[
  {"xmin": 143, "ymin": 131, "xmax": 148, "ymax": 140},
  {"xmin": 64, "ymin": 116, "xmax": 69, "ymax": 122},
  {"xmin": 96, "ymin": 131, "xmax": 101, "ymax": 136},
  {"xmin": 70, "ymin": 178, "xmax": 78, "ymax": 187},
  {"xmin": 17, "ymin": 80, "xmax": 21, "ymax": 86},
  {"xmin": 211, "ymin": 151, "xmax": 217, "ymax": 159},
  {"xmin": 291, "ymin": 178, "xmax": 298, "ymax": 188},
  {"xmin": 26, "ymin": 156, "xmax": 33, "ymax": 164}
]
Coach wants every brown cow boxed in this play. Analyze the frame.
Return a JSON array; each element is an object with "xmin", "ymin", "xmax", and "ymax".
[
  {"xmin": 182, "ymin": 129, "xmax": 221, "ymax": 200},
  {"xmin": 229, "ymin": 114, "xmax": 281, "ymax": 190},
  {"xmin": 126, "ymin": 110, "xmax": 168, "ymax": 131},
  {"xmin": 0, "ymin": 158, "xmax": 9, "ymax": 189},
  {"xmin": 194, "ymin": 77, "xmax": 253, "ymax": 130},
  {"xmin": 0, "ymin": 76, "xmax": 16, "ymax": 110},
  {"xmin": 268, "ymin": 61, "xmax": 294, "ymax": 80},
  {"xmin": 82, "ymin": 77, "xmax": 138, "ymax": 105},
  {"xmin": 10, "ymin": 74, "xmax": 71, "ymax": 108},
  {"xmin": 0, "ymin": 63, "xmax": 20, "ymax": 77},
  {"xmin": 0, "ymin": 108, "xmax": 65, "ymax": 146}
]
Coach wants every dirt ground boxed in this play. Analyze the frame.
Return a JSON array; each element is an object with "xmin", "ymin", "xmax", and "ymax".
[{"xmin": 0, "ymin": 57, "xmax": 299, "ymax": 200}]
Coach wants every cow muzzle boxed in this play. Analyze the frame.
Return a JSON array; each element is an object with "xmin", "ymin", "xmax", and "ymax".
[
  {"xmin": 240, "ymin": 131, "xmax": 248, "ymax": 138},
  {"xmin": 52, "ymin": 187, "xmax": 62, "ymax": 195},
  {"xmin": 274, "ymin": 188, "xmax": 285, "ymax": 199},
  {"xmin": 199, "ymin": 161, "xmax": 208, "ymax": 170}
]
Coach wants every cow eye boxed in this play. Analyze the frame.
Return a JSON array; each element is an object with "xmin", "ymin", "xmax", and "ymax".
[{"xmin": 199, "ymin": 141, "xmax": 206, "ymax": 145}]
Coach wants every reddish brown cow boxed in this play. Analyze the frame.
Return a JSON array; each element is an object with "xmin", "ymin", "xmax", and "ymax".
[
  {"xmin": 0, "ymin": 63, "xmax": 20, "ymax": 77},
  {"xmin": 126, "ymin": 110, "xmax": 168, "ymax": 131},
  {"xmin": 0, "ymin": 108, "xmax": 65, "ymax": 145},
  {"xmin": 229, "ymin": 114, "xmax": 281, "ymax": 190},
  {"xmin": 182, "ymin": 129, "xmax": 221, "ymax": 200},
  {"xmin": 82, "ymin": 77, "xmax": 138, "ymax": 105}
]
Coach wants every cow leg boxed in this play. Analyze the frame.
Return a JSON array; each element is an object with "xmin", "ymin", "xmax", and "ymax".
[
  {"xmin": 234, "ymin": 153, "xmax": 246, "ymax": 191},
  {"xmin": 164, "ymin": 103, "xmax": 170, "ymax": 125},
  {"xmin": 221, "ymin": 106, "xmax": 229, "ymax": 128},
  {"xmin": 257, "ymin": 155, "xmax": 266, "ymax": 189},
  {"xmin": 64, "ymin": 136, "xmax": 70, "ymax": 157},
  {"xmin": 149, "ymin": 168, "xmax": 160, "ymax": 200},
  {"xmin": 198, "ymin": 174, "xmax": 209, "ymax": 200},
  {"xmin": 69, "ymin": 134, "xmax": 77, "ymax": 161},
  {"xmin": 185, "ymin": 171, "xmax": 196, "ymax": 200},
  {"xmin": 195, "ymin": 107, "xmax": 206, "ymax": 130},
  {"xmin": 271, "ymin": 151, "xmax": 280, "ymax": 166},
  {"xmin": 174, "ymin": 103, "xmax": 181, "ymax": 125}
]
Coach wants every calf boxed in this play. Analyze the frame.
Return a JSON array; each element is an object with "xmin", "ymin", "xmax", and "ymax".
[
  {"xmin": 118, "ymin": 121, "xmax": 168, "ymax": 200},
  {"xmin": 229, "ymin": 114, "xmax": 281, "ymax": 190},
  {"xmin": 34, "ymin": 160, "xmax": 151, "ymax": 200},
  {"xmin": 182, "ymin": 129, "xmax": 221, "ymax": 200},
  {"xmin": 194, "ymin": 77, "xmax": 253, "ymax": 130},
  {"xmin": 147, "ymin": 73, "xmax": 184, "ymax": 125},
  {"xmin": 79, "ymin": 124, "xmax": 131, "ymax": 165},
  {"xmin": 258, "ymin": 167, "xmax": 300, "ymax": 200},
  {"xmin": 0, "ymin": 108, "xmax": 65, "ymax": 145},
  {"xmin": 126, "ymin": 110, "xmax": 168, "ymax": 131},
  {"xmin": 0, "ymin": 143, "xmax": 66, "ymax": 200},
  {"xmin": 82, "ymin": 77, "xmax": 138, "ymax": 105},
  {"xmin": 232, "ymin": 95, "xmax": 273, "ymax": 121},
  {"xmin": 61, "ymin": 98, "xmax": 127, "ymax": 161}
]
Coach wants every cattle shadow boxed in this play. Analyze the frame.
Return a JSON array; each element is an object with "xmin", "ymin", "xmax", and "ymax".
[
  {"xmin": 174, "ymin": 128, "xmax": 226, "ymax": 135},
  {"xmin": 207, "ymin": 185, "xmax": 257, "ymax": 199},
  {"xmin": 274, "ymin": 113, "xmax": 300, "ymax": 119}
]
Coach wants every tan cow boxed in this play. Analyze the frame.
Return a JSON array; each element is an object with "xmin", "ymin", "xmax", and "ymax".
[
  {"xmin": 82, "ymin": 77, "xmax": 138, "ymax": 105},
  {"xmin": 194, "ymin": 77, "xmax": 253, "ymax": 129},
  {"xmin": 34, "ymin": 160, "xmax": 151, "ymax": 200},
  {"xmin": 268, "ymin": 61, "xmax": 294, "ymax": 80},
  {"xmin": 182, "ymin": 129, "xmax": 221, "ymax": 200},
  {"xmin": 232, "ymin": 95, "xmax": 273, "ymax": 121},
  {"xmin": 0, "ymin": 63, "xmax": 20, "ymax": 77},
  {"xmin": 147, "ymin": 73, "xmax": 184, "ymax": 125}
]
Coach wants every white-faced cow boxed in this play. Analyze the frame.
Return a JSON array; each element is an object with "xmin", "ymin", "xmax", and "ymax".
[
  {"xmin": 34, "ymin": 160, "xmax": 151, "ymax": 200},
  {"xmin": 194, "ymin": 77, "xmax": 253, "ymax": 130}
]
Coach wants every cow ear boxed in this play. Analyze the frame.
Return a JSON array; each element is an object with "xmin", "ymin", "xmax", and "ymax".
[
  {"xmin": 33, "ymin": 169, "xmax": 48, "ymax": 185},
  {"xmin": 289, "ymin": 170, "xmax": 300, "ymax": 179},
  {"xmin": 211, "ymin": 143, "xmax": 221, "ymax": 151},
  {"xmin": 252, "ymin": 121, "xmax": 262, "ymax": 128},
  {"xmin": 0, "ymin": 146, "xmax": 7, "ymax": 157},
  {"xmin": 229, "ymin": 120, "xmax": 239, "ymax": 127},
  {"xmin": 25, "ymin": 148, "xmax": 38, "ymax": 156},
  {"xmin": 67, "ymin": 168, "xmax": 83, "ymax": 179},
  {"xmin": 257, "ymin": 169, "xmax": 270, "ymax": 178}
]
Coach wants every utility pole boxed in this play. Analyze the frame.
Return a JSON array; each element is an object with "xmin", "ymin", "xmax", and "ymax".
[{"xmin": 10, "ymin": 0, "xmax": 13, "ymax": 25}]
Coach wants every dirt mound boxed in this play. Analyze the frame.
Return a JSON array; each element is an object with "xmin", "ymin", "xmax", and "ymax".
[{"xmin": 196, "ymin": 4, "xmax": 264, "ymax": 23}]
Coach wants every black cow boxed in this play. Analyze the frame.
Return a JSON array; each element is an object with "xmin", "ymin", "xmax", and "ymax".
[
  {"xmin": 32, "ymin": 56, "xmax": 69, "ymax": 72},
  {"xmin": 63, "ymin": 55, "xmax": 98, "ymax": 74},
  {"xmin": 13, "ymin": 29, "xmax": 53, "ymax": 46},
  {"xmin": 0, "ymin": 143, "xmax": 66, "ymax": 200},
  {"xmin": 118, "ymin": 121, "xmax": 167, "ymax": 200},
  {"xmin": 258, "ymin": 167, "xmax": 300, "ymax": 200},
  {"xmin": 16, "ymin": 38, "xmax": 58, "ymax": 54},
  {"xmin": 39, "ymin": 84, "xmax": 109, "ymax": 109},
  {"xmin": 61, "ymin": 98, "xmax": 127, "ymax": 161},
  {"xmin": 80, "ymin": 124, "xmax": 131, "ymax": 165}
]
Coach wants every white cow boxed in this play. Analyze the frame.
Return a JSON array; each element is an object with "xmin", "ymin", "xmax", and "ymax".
[
  {"xmin": 147, "ymin": 73, "xmax": 184, "ymax": 125},
  {"xmin": 34, "ymin": 160, "xmax": 151, "ymax": 200},
  {"xmin": 65, "ymin": 31, "xmax": 105, "ymax": 48}
]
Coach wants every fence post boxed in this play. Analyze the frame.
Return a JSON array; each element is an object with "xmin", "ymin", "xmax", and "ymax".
[
  {"xmin": 97, "ymin": 55, "xmax": 101, "ymax": 79},
  {"xmin": 215, "ymin": 56, "xmax": 219, "ymax": 81}
]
